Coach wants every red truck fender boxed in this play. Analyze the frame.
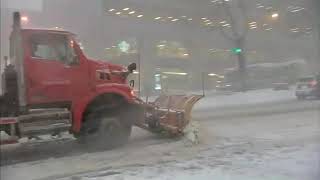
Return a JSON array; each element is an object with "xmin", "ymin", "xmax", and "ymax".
[{"xmin": 71, "ymin": 86, "xmax": 135, "ymax": 133}]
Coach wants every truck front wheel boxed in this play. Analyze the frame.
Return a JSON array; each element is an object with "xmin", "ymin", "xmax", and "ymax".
[{"xmin": 76, "ymin": 109, "xmax": 132, "ymax": 150}]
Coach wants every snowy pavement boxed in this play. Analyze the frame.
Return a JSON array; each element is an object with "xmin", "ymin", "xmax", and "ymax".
[
  {"xmin": 195, "ymin": 88, "xmax": 297, "ymax": 110},
  {"xmin": 63, "ymin": 142, "xmax": 319, "ymax": 180},
  {"xmin": 57, "ymin": 110, "xmax": 320, "ymax": 180},
  {"xmin": 1, "ymin": 107, "xmax": 319, "ymax": 180}
]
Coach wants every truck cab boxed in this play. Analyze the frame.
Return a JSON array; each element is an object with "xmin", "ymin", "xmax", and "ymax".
[
  {"xmin": 1, "ymin": 12, "xmax": 138, "ymax": 147},
  {"xmin": 20, "ymin": 28, "xmax": 135, "ymax": 106}
]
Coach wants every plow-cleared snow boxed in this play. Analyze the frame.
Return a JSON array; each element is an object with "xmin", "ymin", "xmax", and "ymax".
[{"xmin": 66, "ymin": 143, "xmax": 318, "ymax": 180}]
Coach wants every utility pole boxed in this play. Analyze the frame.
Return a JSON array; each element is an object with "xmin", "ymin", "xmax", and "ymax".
[
  {"xmin": 305, "ymin": 0, "xmax": 320, "ymax": 71},
  {"xmin": 313, "ymin": 0, "xmax": 320, "ymax": 70},
  {"xmin": 235, "ymin": 36, "xmax": 247, "ymax": 91}
]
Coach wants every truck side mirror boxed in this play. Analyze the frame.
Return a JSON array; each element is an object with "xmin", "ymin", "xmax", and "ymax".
[{"xmin": 128, "ymin": 63, "xmax": 137, "ymax": 73}]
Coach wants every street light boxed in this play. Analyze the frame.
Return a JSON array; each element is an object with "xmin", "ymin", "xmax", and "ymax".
[
  {"xmin": 21, "ymin": 16, "xmax": 29, "ymax": 23},
  {"xmin": 271, "ymin": 13, "xmax": 279, "ymax": 19}
]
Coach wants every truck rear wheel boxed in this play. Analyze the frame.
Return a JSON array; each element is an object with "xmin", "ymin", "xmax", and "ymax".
[{"xmin": 77, "ymin": 108, "xmax": 132, "ymax": 150}]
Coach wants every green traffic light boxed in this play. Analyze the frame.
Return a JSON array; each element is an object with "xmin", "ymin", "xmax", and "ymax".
[{"xmin": 232, "ymin": 48, "xmax": 242, "ymax": 54}]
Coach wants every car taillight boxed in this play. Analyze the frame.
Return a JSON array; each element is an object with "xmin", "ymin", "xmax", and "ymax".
[{"xmin": 310, "ymin": 80, "xmax": 317, "ymax": 87}]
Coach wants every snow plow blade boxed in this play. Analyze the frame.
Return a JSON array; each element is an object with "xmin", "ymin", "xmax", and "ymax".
[{"xmin": 135, "ymin": 94, "xmax": 203, "ymax": 136}]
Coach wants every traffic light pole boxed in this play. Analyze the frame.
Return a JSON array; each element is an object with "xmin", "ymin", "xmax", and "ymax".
[
  {"xmin": 236, "ymin": 37, "xmax": 247, "ymax": 92},
  {"xmin": 308, "ymin": 0, "xmax": 320, "ymax": 71},
  {"xmin": 315, "ymin": 0, "xmax": 320, "ymax": 71},
  {"xmin": 220, "ymin": 0, "xmax": 249, "ymax": 92}
]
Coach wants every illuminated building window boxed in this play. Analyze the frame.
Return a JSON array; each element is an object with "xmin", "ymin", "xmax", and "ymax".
[
  {"xmin": 154, "ymin": 74, "xmax": 162, "ymax": 90},
  {"xmin": 153, "ymin": 68, "xmax": 188, "ymax": 91},
  {"xmin": 156, "ymin": 41, "xmax": 190, "ymax": 59},
  {"xmin": 105, "ymin": 39, "xmax": 137, "ymax": 59}
]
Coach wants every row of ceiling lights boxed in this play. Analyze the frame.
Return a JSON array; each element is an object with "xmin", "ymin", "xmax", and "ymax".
[
  {"xmin": 211, "ymin": 1, "xmax": 306, "ymax": 32},
  {"xmin": 106, "ymin": 7, "xmax": 280, "ymax": 31},
  {"xmin": 257, "ymin": 2, "xmax": 305, "ymax": 13},
  {"xmin": 210, "ymin": 0, "xmax": 230, "ymax": 4},
  {"xmin": 287, "ymin": 6, "xmax": 305, "ymax": 13},
  {"xmin": 255, "ymin": 2, "xmax": 311, "ymax": 32},
  {"xmin": 107, "ymin": 8, "xmax": 229, "ymax": 28},
  {"xmin": 108, "ymin": 8, "xmax": 143, "ymax": 17},
  {"xmin": 107, "ymin": 3, "xmax": 312, "ymax": 34},
  {"xmin": 210, "ymin": 1, "xmax": 279, "ymax": 29},
  {"xmin": 249, "ymin": 18, "xmax": 312, "ymax": 33},
  {"xmin": 289, "ymin": 27, "xmax": 313, "ymax": 33},
  {"xmin": 256, "ymin": 3, "xmax": 273, "ymax": 10}
]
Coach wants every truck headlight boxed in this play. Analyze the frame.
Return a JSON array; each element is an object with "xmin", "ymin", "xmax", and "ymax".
[{"xmin": 130, "ymin": 90, "xmax": 135, "ymax": 96}]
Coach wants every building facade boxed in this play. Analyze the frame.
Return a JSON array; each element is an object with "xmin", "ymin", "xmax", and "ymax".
[{"xmin": 1, "ymin": 0, "xmax": 317, "ymax": 95}]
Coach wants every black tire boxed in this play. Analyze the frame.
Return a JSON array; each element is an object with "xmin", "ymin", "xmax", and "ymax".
[{"xmin": 76, "ymin": 107, "xmax": 132, "ymax": 150}]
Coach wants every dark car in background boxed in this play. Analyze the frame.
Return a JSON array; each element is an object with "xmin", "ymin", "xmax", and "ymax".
[{"xmin": 295, "ymin": 76, "xmax": 319, "ymax": 100}]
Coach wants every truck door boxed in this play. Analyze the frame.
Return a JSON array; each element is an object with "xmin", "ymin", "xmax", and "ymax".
[{"xmin": 26, "ymin": 33, "xmax": 89, "ymax": 105}]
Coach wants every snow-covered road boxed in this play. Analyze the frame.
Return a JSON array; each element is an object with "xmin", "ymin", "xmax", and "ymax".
[
  {"xmin": 195, "ymin": 88, "xmax": 296, "ymax": 110},
  {"xmin": 1, "ymin": 106, "xmax": 319, "ymax": 180},
  {"xmin": 65, "ymin": 142, "xmax": 319, "ymax": 180}
]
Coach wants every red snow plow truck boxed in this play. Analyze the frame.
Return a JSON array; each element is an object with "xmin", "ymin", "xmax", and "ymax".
[{"xmin": 0, "ymin": 12, "xmax": 202, "ymax": 149}]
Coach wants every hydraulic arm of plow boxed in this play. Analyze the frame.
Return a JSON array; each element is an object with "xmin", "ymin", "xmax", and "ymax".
[{"xmin": 134, "ymin": 94, "xmax": 203, "ymax": 136}]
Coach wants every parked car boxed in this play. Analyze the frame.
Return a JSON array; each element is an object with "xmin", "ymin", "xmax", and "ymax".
[{"xmin": 295, "ymin": 76, "xmax": 319, "ymax": 100}]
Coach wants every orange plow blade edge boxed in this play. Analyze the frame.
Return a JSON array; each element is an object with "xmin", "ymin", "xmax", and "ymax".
[{"xmin": 135, "ymin": 94, "xmax": 203, "ymax": 136}]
